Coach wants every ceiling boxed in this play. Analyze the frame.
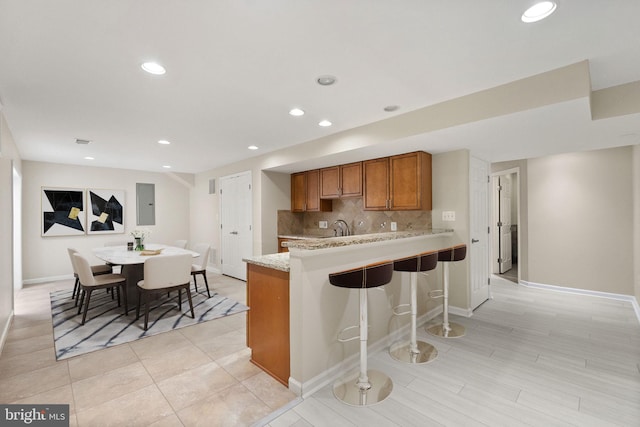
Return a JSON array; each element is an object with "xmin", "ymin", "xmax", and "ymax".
[{"xmin": 1, "ymin": 1, "xmax": 639, "ymax": 174}]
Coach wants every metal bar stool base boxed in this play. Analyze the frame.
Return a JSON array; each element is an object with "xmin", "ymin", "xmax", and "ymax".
[
  {"xmin": 389, "ymin": 340, "xmax": 438, "ymax": 364},
  {"xmin": 333, "ymin": 370, "xmax": 393, "ymax": 407},
  {"xmin": 426, "ymin": 322, "xmax": 466, "ymax": 338}
]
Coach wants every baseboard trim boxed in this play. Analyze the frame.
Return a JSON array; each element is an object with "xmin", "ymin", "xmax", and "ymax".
[
  {"xmin": 520, "ymin": 280, "xmax": 640, "ymax": 324},
  {"xmin": 22, "ymin": 274, "xmax": 73, "ymax": 286},
  {"xmin": 449, "ymin": 305, "xmax": 473, "ymax": 318},
  {"xmin": 0, "ymin": 310, "xmax": 14, "ymax": 358},
  {"xmin": 290, "ymin": 305, "xmax": 443, "ymax": 398}
]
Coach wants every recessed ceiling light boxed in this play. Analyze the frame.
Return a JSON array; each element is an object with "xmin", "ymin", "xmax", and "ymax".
[
  {"xmin": 141, "ymin": 62, "xmax": 166, "ymax": 75},
  {"xmin": 248, "ymin": 145, "xmax": 259, "ymax": 150},
  {"xmin": 384, "ymin": 105, "xmax": 400, "ymax": 112},
  {"xmin": 162, "ymin": 165, "xmax": 172, "ymax": 169},
  {"xmin": 289, "ymin": 108, "xmax": 305, "ymax": 116},
  {"xmin": 521, "ymin": 1, "xmax": 557, "ymax": 23},
  {"xmin": 84, "ymin": 156, "xmax": 94, "ymax": 160},
  {"xmin": 157, "ymin": 140, "xmax": 171, "ymax": 145},
  {"xmin": 317, "ymin": 75, "xmax": 337, "ymax": 86},
  {"xmin": 318, "ymin": 120, "xmax": 332, "ymax": 127}
]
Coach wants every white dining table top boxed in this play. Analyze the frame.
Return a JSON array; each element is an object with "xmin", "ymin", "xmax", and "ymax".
[{"xmin": 93, "ymin": 244, "xmax": 199, "ymax": 265}]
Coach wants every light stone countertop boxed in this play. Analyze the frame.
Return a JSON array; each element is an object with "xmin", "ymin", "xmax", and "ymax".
[
  {"xmin": 243, "ymin": 252, "xmax": 290, "ymax": 272},
  {"xmin": 283, "ymin": 229, "xmax": 453, "ymax": 250},
  {"xmin": 244, "ymin": 229, "xmax": 453, "ymax": 271}
]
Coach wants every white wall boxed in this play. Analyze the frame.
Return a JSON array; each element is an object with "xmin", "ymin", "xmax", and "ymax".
[
  {"xmin": 0, "ymin": 111, "xmax": 22, "ymax": 352},
  {"xmin": 527, "ymin": 146, "xmax": 634, "ymax": 295},
  {"xmin": 633, "ymin": 144, "xmax": 640, "ymax": 304},
  {"xmin": 431, "ymin": 149, "xmax": 470, "ymax": 309},
  {"xmin": 22, "ymin": 161, "xmax": 191, "ymax": 282}
]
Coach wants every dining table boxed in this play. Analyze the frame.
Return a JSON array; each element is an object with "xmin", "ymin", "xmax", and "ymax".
[{"xmin": 92, "ymin": 243, "xmax": 199, "ymax": 304}]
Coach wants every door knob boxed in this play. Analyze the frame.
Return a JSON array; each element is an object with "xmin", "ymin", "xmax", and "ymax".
[
  {"xmin": 230, "ymin": 231, "xmax": 238, "ymax": 235},
  {"xmin": 472, "ymin": 238, "xmax": 479, "ymax": 243}
]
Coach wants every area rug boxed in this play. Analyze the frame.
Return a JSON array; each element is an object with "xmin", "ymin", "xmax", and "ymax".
[{"xmin": 50, "ymin": 288, "xmax": 249, "ymax": 360}]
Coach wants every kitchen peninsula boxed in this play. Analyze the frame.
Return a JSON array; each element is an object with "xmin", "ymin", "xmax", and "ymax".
[{"xmin": 244, "ymin": 229, "xmax": 455, "ymax": 396}]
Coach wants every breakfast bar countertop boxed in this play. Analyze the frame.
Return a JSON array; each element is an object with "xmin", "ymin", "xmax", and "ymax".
[
  {"xmin": 244, "ymin": 229, "xmax": 453, "ymax": 272},
  {"xmin": 283, "ymin": 228, "xmax": 453, "ymax": 250}
]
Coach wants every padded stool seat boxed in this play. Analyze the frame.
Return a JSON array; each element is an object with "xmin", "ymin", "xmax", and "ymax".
[
  {"xmin": 329, "ymin": 261, "xmax": 394, "ymax": 406},
  {"xmin": 390, "ymin": 251, "xmax": 439, "ymax": 364},
  {"xmin": 427, "ymin": 244, "xmax": 467, "ymax": 338}
]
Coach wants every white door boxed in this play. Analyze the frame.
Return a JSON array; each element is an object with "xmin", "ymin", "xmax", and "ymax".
[
  {"xmin": 220, "ymin": 171, "xmax": 252, "ymax": 281},
  {"xmin": 470, "ymin": 157, "xmax": 490, "ymax": 310},
  {"xmin": 498, "ymin": 175, "xmax": 513, "ymax": 273}
]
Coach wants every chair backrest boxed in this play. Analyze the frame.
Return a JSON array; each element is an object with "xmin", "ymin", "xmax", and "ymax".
[
  {"xmin": 192, "ymin": 243, "xmax": 211, "ymax": 270},
  {"xmin": 67, "ymin": 248, "xmax": 79, "ymax": 274},
  {"xmin": 174, "ymin": 239, "xmax": 188, "ymax": 249},
  {"xmin": 142, "ymin": 254, "xmax": 192, "ymax": 290},
  {"xmin": 73, "ymin": 253, "xmax": 96, "ymax": 287}
]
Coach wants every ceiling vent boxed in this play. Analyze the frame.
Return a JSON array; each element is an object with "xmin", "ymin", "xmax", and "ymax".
[{"xmin": 75, "ymin": 138, "xmax": 91, "ymax": 145}]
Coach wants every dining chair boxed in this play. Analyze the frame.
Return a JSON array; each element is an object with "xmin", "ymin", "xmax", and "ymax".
[
  {"xmin": 174, "ymin": 239, "xmax": 188, "ymax": 249},
  {"xmin": 136, "ymin": 254, "xmax": 194, "ymax": 331},
  {"xmin": 72, "ymin": 253, "xmax": 128, "ymax": 325},
  {"xmin": 191, "ymin": 243, "xmax": 212, "ymax": 298},
  {"xmin": 67, "ymin": 248, "xmax": 113, "ymax": 304}
]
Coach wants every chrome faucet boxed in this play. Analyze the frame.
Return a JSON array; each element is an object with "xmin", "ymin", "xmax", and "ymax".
[{"xmin": 333, "ymin": 219, "xmax": 350, "ymax": 237}]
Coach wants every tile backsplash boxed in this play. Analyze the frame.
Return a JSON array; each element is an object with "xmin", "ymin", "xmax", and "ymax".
[{"xmin": 278, "ymin": 198, "xmax": 432, "ymax": 237}]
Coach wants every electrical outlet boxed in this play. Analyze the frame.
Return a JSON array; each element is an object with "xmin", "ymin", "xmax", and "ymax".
[
  {"xmin": 319, "ymin": 221, "xmax": 328, "ymax": 229},
  {"xmin": 442, "ymin": 211, "xmax": 456, "ymax": 221},
  {"xmin": 390, "ymin": 222, "xmax": 397, "ymax": 231}
]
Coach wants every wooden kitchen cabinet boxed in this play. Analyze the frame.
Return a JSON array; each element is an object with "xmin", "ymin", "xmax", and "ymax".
[
  {"xmin": 363, "ymin": 151, "xmax": 431, "ymax": 211},
  {"xmin": 291, "ymin": 170, "xmax": 332, "ymax": 212},
  {"xmin": 390, "ymin": 151, "xmax": 432, "ymax": 210},
  {"xmin": 363, "ymin": 157, "xmax": 390, "ymax": 210},
  {"xmin": 320, "ymin": 161, "xmax": 362, "ymax": 199},
  {"xmin": 246, "ymin": 264, "xmax": 290, "ymax": 386}
]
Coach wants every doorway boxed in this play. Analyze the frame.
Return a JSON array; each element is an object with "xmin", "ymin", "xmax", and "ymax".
[
  {"xmin": 219, "ymin": 171, "xmax": 253, "ymax": 281},
  {"xmin": 491, "ymin": 169, "xmax": 520, "ymax": 283}
]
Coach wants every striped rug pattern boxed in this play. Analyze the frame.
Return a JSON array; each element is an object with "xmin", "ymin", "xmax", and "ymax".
[{"xmin": 50, "ymin": 288, "xmax": 249, "ymax": 360}]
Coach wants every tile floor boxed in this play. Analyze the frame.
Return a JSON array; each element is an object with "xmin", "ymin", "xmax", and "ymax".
[{"xmin": 0, "ymin": 274, "xmax": 297, "ymax": 427}]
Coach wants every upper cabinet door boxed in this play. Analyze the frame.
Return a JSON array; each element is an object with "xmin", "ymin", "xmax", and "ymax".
[
  {"xmin": 291, "ymin": 172, "xmax": 306, "ymax": 212},
  {"xmin": 320, "ymin": 162, "xmax": 362, "ymax": 199},
  {"xmin": 363, "ymin": 158, "xmax": 390, "ymax": 210},
  {"xmin": 390, "ymin": 151, "xmax": 432, "ymax": 210},
  {"xmin": 320, "ymin": 166, "xmax": 340, "ymax": 199},
  {"xmin": 340, "ymin": 162, "xmax": 363, "ymax": 198}
]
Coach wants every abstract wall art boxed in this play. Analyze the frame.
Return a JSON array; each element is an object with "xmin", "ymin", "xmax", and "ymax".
[
  {"xmin": 87, "ymin": 189, "xmax": 125, "ymax": 234},
  {"xmin": 41, "ymin": 187, "xmax": 86, "ymax": 236}
]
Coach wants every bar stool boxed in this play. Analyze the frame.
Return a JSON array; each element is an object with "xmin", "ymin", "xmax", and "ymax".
[
  {"xmin": 329, "ymin": 261, "xmax": 394, "ymax": 406},
  {"xmin": 427, "ymin": 244, "xmax": 467, "ymax": 338},
  {"xmin": 390, "ymin": 250, "xmax": 439, "ymax": 364}
]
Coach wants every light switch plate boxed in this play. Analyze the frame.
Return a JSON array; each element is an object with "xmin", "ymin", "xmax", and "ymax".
[
  {"xmin": 319, "ymin": 220, "xmax": 328, "ymax": 229},
  {"xmin": 442, "ymin": 211, "xmax": 456, "ymax": 221},
  {"xmin": 390, "ymin": 222, "xmax": 397, "ymax": 231}
]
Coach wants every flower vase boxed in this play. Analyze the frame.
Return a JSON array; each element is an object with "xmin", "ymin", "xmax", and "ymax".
[{"xmin": 135, "ymin": 237, "xmax": 144, "ymax": 251}]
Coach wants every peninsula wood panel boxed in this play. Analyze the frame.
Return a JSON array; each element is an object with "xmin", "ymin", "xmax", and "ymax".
[{"xmin": 246, "ymin": 264, "xmax": 290, "ymax": 386}]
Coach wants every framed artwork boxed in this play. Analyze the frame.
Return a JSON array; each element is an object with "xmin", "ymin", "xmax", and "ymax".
[
  {"xmin": 41, "ymin": 187, "xmax": 86, "ymax": 236},
  {"xmin": 87, "ymin": 189, "xmax": 125, "ymax": 234}
]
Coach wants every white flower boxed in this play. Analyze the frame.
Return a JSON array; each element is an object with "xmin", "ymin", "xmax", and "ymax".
[{"xmin": 131, "ymin": 228, "xmax": 151, "ymax": 239}]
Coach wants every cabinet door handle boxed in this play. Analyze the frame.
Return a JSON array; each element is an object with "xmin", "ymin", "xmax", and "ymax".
[{"xmin": 472, "ymin": 238, "xmax": 479, "ymax": 243}]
